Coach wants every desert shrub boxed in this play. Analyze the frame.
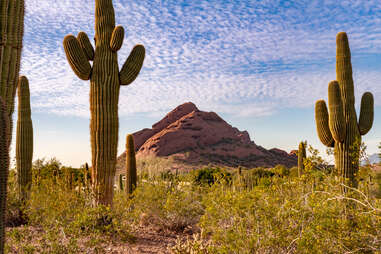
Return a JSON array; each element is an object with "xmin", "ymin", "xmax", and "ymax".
[
  {"xmin": 5, "ymin": 170, "xmax": 25, "ymax": 227},
  {"xmin": 32, "ymin": 157, "xmax": 62, "ymax": 181},
  {"xmin": 4, "ymin": 158, "xmax": 135, "ymax": 251},
  {"xmin": 191, "ymin": 167, "xmax": 232, "ymax": 186},
  {"xmin": 160, "ymin": 170, "xmax": 177, "ymax": 181},
  {"xmin": 305, "ymin": 146, "xmax": 334, "ymax": 174},
  {"xmin": 289, "ymin": 166, "xmax": 299, "ymax": 177},
  {"xmin": 169, "ymin": 234, "xmax": 211, "ymax": 254},
  {"xmin": 137, "ymin": 155, "xmax": 175, "ymax": 178},
  {"xmin": 271, "ymin": 164, "xmax": 290, "ymax": 177},
  {"xmin": 355, "ymin": 165, "xmax": 381, "ymax": 199},
  {"xmin": 130, "ymin": 180, "xmax": 204, "ymax": 232},
  {"xmin": 251, "ymin": 167, "xmax": 274, "ymax": 178},
  {"xmin": 374, "ymin": 172, "xmax": 381, "ymax": 198},
  {"xmin": 238, "ymin": 167, "xmax": 275, "ymax": 189},
  {"xmin": 31, "ymin": 158, "xmax": 86, "ymax": 187},
  {"xmin": 197, "ymin": 175, "xmax": 381, "ymax": 253}
]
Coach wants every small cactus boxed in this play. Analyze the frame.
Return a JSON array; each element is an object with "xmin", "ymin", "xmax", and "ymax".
[
  {"xmin": 83, "ymin": 162, "xmax": 91, "ymax": 193},
  {"xmin": 125, "ymin": 134, "xmax": 137, "ymax": 195},
  {"xmin": 16, "ymin": 76, "xmax": 33, "ymax": 202},
  {"xmin": 298, "ymin": 141, "xmax": 306, "ymax": 177},
  {"xmin": 64, "ymin": 167, "xmax": 73, "ymax": 190},
  {"xmin": 0, "ymin": 98, "xmax": 9, "ymax": 253},
  {"xmin": 315, "ymin": 32, "xmax": 374, "ymax": 185},
  {"xmin": 119, "ymin": 174, "xmax": 124, "ymax": 191}
]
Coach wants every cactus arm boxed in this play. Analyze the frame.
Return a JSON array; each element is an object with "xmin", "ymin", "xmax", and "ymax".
[
  {"xmin": 336, "ymin": 32, "xmax": 355, "ymax": 107},
  {"xmin": 328, "ymin": 80, "xmax": 346, "ymax": 143},
  {"xmin": 63, "ymin": 35, "xmax": 92, "ymax": 80},
  {"xmin": 110, "ymin": 25, "xmax": 124, "ymax": 52},
  {"xmin": 119, "ymin": 45, "xmax": 145, "ymax": 86},
  {"xmin": 358, "ymin": 92, "xmax": 374, "ymax": 135},
  {"xmin": 315, "ymin": 100, "xmax": 334, "ymax": 147},
  {"xmin": 77, "ymin": 32, "xmax": 94, "ymax": 61}
]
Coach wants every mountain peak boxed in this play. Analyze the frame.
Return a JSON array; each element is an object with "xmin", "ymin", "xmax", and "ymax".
[
  {"xmin": 118, "ymin": 102, "xmax": 296, "ymax": 168},
  {"xmin": 152, "ymin": 102, "xmax": 199, "ymax": 130}
]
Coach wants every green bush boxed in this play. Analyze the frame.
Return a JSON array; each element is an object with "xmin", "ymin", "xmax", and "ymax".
[
  {"xmin": 271, "ymin": 164, "xmax": 290, "ymax": 177},
  {"xmin": 191, "ymin": 167, "xmax": 232, "ymax": 186},
  {"xmin": 237, "ymin": 167, "xmax": 275, "ymax": 189}
]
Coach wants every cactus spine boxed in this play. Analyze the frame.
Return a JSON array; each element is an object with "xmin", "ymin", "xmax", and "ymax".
[
  {"xmin": 298, "ymin": 141, "xmax": 306, "ymax": 177},
  {"xmin": 16, "ymin": 76, "xmax": 33, "ymax": 202},
  {"xmin": 0, "ymin": 0, "xmax": 24, "ymax": 144},
  {"xmin": 63, "ymin": 0, "xmax": 145, "ymax": 206},
  {"xmin": 126, "ymin": 134, "xmax": 137, "ymax": 195},
  {"xmin": 0, "ymin": 98, "xmax": 9, "ymax": 253},
  {"xmin": 315, "ymin": 32, "xmax": 374, "ymax": 185}
]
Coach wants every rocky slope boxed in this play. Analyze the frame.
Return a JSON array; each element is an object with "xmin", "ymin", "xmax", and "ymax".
[{"xmin": 117, "ymin": 102, "xmax": 297, "ymax": 169}]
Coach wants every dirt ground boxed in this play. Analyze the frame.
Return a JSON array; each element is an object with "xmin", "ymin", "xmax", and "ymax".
[
  {"xmin": 6, "ymin": 225, "xmax": 188, "ymax": 253},
  {"xmin": 110, "ymin": 226, "xmax": 185, "ymax": 254}
]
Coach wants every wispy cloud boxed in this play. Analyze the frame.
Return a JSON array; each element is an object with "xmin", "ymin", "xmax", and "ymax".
[{"xmin": 20, "ymin": 0, "xmax": 381, "ymax": 118}]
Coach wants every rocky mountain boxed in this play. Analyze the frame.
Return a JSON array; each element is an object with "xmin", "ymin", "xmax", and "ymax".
[{"xmin": 117, "ymin": 102, "xmax": 297, "ymax": 169}]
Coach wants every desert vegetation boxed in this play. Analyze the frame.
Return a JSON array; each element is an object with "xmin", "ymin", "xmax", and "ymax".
[
  {"xmin": 0, "ymin": 0, "xmax": 380, "ymax": 253},
  {"xmin": 3, "ymin": 147, "xmax": 381, "ymax": 253}
]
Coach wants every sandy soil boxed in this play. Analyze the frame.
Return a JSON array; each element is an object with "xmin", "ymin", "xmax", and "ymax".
[{"xmin": 6, "ymin": 225, "xmax": 187, "ymax": 253}]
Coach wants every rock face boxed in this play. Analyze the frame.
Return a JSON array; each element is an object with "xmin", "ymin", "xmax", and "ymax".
[{"xmin": 119, "ymin": 102, "xmax": 297, "ymax": 168}]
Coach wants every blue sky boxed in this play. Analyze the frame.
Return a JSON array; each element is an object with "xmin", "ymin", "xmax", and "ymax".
[{"xmin": 13, "ymin": 0, "xmax": 381, "ymax": 167}]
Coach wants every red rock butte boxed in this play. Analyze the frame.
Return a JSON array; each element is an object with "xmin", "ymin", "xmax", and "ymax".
[{"xmin": 118, "ymin": 102, "xmax": 297, "ymax": 168}]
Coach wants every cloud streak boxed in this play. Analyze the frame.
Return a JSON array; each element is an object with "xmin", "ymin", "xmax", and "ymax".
[{"xmin": 20, "ymin": 0, "xmax": 381, "ymax": 118}]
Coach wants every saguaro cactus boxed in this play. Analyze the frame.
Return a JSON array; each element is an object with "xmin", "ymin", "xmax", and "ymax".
[
  {"xmin": 0, "ymin": 98, "xmax": 9, "ymax": 253},
  {"xmin": 126, "ymin": 134, "xmax": 137, "ymax": 195},
  {"xmin": 315, "ymin": 32, "xmax": 374, "ymax": 185},
  {"xmin": 16, "ymin": 76, "xmax": 33, "ymax": 202},
  {"xmin": 63, "ymin": 0, "xmax": 145, "ymax": 206},
  {"xmin": 298, "ymin": 141, "xmax": 306, "ymax": 177},
  {"xmin": 0, "ymin": 0, "xmax": 25, "ymax": 144}
]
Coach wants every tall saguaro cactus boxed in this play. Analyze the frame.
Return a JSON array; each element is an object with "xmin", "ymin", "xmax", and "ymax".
[
  {"xmin": 0, "ymin": 0, "xmax": 25, "ymax": 144},
  {"xmin": 16, "ymin": 76, "xmax": 33, "ymax": 202},
  {"xmin": 125, "ymin": 134, "xmax": 137, "ymax": 195},
  {"xmin": 63, "ymin": 0, "xmax": 145, "ymax": 206},
  {"xmin": 0, "ymin": 98, "xmax": 9, "ymax": 253},
  {"xmin": 315, "ymin": 32, "xmax": 374, "ymax": 185},
  {"xmin": 298, "ymin": 141, "xmax": 306, "ymax": 177},
  {"xmin": 0, "ymin": 1, "xmax": 24, "ymax": 252}
]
